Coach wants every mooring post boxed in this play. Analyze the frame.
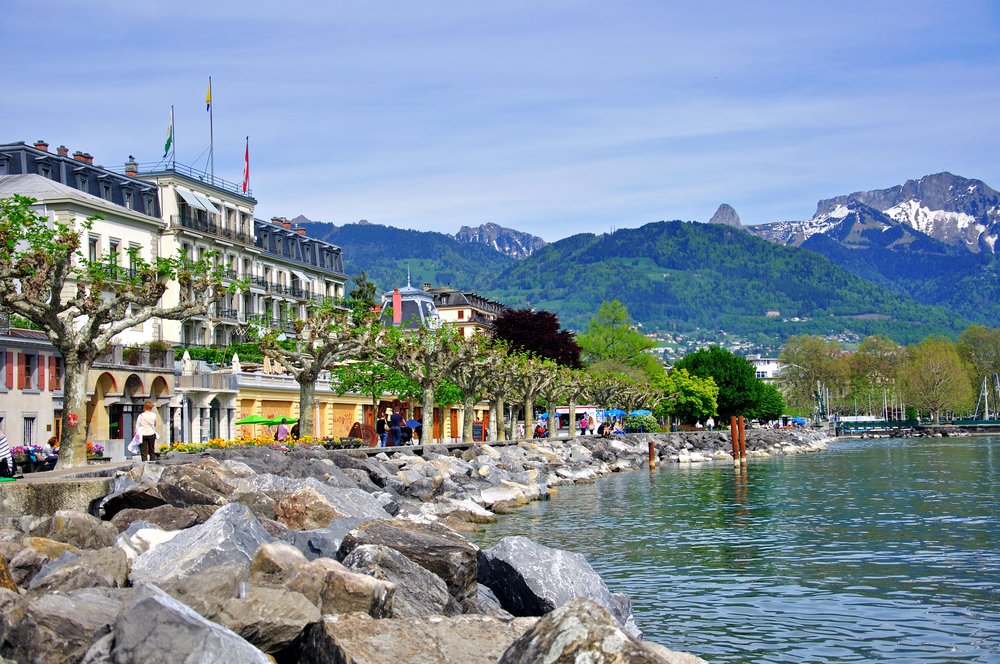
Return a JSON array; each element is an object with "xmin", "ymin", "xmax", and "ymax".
[
  {"xmin": 648, "ymin": 440, "xmax": 656, "ymax": 468},
  {"xmin": 738, "ymin": 415, "xmax": 747, "ymax": 464},
  {"xmin": 730, "ymin": 415, "xmax": 739, "ymax": 466}
]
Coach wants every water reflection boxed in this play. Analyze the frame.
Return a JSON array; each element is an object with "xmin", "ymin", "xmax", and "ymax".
[{"xmin": 473, "ymin": 437, "xmax": 1000, "ymax": 663}]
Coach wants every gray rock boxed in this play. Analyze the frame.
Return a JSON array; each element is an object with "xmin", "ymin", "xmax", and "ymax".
[
  {"xmin": 286, "ymin": 557, "xmax": 395, "ymax": 618},
  {"xmin": 463, "ymin": 582, "xmax": 514, "ymax": 619},
  {"xmin": 97, "ymin": 482, "xmax": 167, "ymax": 520},
  {"xmin": 339, "ymin": 518, "xmax": 480, "ymax": 602},
  {"xmin": 709, "ymin": 203, "xmax": 742, "ymax": 228},
  {"xmin": 157, "ymin": 562, "xmax": 245, "ymax": 620},
  {"xmin": 342, "ymin": 544, "xmax": 460, "ymax": 618},
  {"xmin": 130, "ymin": 503, "xmax": 273, "ymax": 585},
  {"xmin": 46, "ymin": 510, "xmax": 118, "ymax": 550},
  {"xmin": 102, "ymin": 583, "xmax": 271, "ymax": 663},
  {"xmin": 497, "ymin": 597, "xmax": 705, "ymax": 663},
  {"xmin": 215, "ymin": 585, "xmax": 320, "ymax": 657},
  {"xmin": 29, "ymin": 547, "xmax": 128, "ymax": 593},
  {"xmin": 110, "ymin": 504, "xmax": 199, "ymax": 533},
  {"xmin": 156, "ymin": 461, "xmax": 235, "ymax": 507},
  {"xmin": 478, "ymin": 535, "xmax": 640, "ymax": 637},
  {"xmin": 1, "ymin": 587, "xmax": 129, "ymax": 664},
  {"xmin": 300, "ymin": 612, "xmax": 537, "ymax": 664},
  {"xmin": 280, "ymin": 517, "xmax": 365, "ymax": 560}
]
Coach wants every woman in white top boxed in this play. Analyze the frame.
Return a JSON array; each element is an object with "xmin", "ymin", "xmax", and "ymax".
[{"xmin": 135, "ymin": 401, "xmax": 158, "ymax": 461}]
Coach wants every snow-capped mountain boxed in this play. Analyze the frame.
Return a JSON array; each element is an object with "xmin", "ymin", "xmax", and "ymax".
[
  {"xmin": 751, "ymin": 173, "xmax": 1000, "ymax": 253},
  {"xmin": 453, "ymin": 222, "xmax": 547, "ymax": 259}
]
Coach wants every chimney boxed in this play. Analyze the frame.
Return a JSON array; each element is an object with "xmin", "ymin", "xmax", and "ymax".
[
  {"xmin": 56, "ymin": 145, "xmax": 69, "ymax": 156},
  {"xmin": 34, "ymin": 140, "xmax": 49, "ymax": 152},
  {"xmin": 73, "ymin": 151, "xmax": 86, "ymax": 162},
  {"xmin": 83, "ymin": 153, "xmax": 94, "ymax": 165},
  {"xmin": 124, "ymin": 156, "xmax": 138, "ymax": 176},
  {"xmin": 271, "ymin": 216, "xmax": 292, "ymax": 229},
  {"xmin": 293, "ymin": 226, "xmax": 306, "ymax": 236},
  {"xmin": 422, "ymin": 282, "xmax": 432, "ymax": 291}
]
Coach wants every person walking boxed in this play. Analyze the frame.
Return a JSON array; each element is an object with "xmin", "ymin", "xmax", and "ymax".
[
  {"xmin": 135, "ymin": 401, "xmax": 159, "ymax": 462},
  {"xmin": 389, "ymin": 407, "xmax": 403, "ymax": 446},
  {"xmin": 706, "ymin": 417, "xmax": 715, "ymax": 432},
  {"xmin": 579, "ymin": 416, "xmax": 589, "ymax": 436},
  {"xmin": 376, "ymin": 412, "xmax": 388, "ymax": 447}
]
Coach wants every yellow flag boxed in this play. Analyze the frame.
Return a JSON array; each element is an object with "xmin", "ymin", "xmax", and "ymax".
[{"xmin": 205, "ymin": 79, "xmax": 212, "ymax": 111}]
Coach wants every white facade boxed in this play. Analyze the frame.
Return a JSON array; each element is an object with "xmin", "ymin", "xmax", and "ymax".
[{"xmin": 746, "ymin": 354, "xmax": 782, "ymax": 381}]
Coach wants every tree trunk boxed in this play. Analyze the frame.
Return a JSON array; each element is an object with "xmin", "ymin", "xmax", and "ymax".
[
  {"xmin": 463, "ymin": 395, "xmax": 475, "ymax": 442},
  {"xmin": 524, "ymin": 395, "xmax": 534, "ymax": 433},
  {"xmin": 547, "ymin": 405, "xmax": 558, "ymax": 440},
  {"xmin": 568, "ymin": 400, "xmax": 578, "ymax": 439},
  {"xmin": 298, "ymin": 376, "xmax": 317, "ymax": 437},
  {"xmin": 58, "ymin": 355, "xmax": 90, "ymax": 469},
  {"xmin": 490, "ymin": 399, "xmax": 502, "ymax": 441},
  {"xmin": 509, "ymin": 404, "xmax": 518, "ymax": 440},
  {"xmin": 422, "ymin": 383, "xmax": 435, "ymax": 445}
]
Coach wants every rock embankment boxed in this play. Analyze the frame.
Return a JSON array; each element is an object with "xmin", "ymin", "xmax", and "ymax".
[{"xmin": 0, "ymin": 431, "xmax": 830, "ymax": 662}]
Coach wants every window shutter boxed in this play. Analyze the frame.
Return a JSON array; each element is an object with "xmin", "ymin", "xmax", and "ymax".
[
  {"xmin": 48, "ymin": 356, "xmax": 56, "ymax": 391},
  {"xmin": 16, "ymin": 353, "xmax": 25, "ymax": 389},
  {"xmin": 4, "ymin": 352, "xmax": 12, "ymax": 389}
]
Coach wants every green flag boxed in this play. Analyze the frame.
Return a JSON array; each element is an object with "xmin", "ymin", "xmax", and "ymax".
[{"xmin": 163, "ymin": 108, "xmax": 173, "ymax": 158}]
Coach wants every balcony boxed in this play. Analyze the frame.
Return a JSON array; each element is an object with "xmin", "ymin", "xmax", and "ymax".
[
  {"xmin": 116, "ymin": 161, "xmax": 253, "ymax": 199},
  {"xmin": 247, "ymin": 314, "xmax": 297, "ymax": 334},
  {"xmin": 217, "ymin": 307, "xmax": 240, "ymax": 320},
  {"xmin": 176, "ymin": 373, "xmax": 238, "ymax": 391},
  {"xmin": 172, "ymin": 215, "xmax": 254, "ymax": 245},
  {"xmin": 94, "ymin": 343, "xmax": 174, "ymax": 371}
]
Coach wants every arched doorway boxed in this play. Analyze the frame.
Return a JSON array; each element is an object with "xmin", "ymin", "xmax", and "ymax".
[{"xmin": 208, "ymin": 398, "xmax": 221, "ymax": 440}]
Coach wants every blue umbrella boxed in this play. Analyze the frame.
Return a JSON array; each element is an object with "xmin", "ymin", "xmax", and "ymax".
[
  {"xmin": 629, "ymin": 409, "xmax": 652, "ymax": 416},
  {"xmin": 539, "ymin": 413, "xmax": 549, "ymax": 419},
  {"xmin": 606, "ymin": 409, "xmax": 626, "ymax": 417},
  {"xmin": 406, "ymin": 419, "xmax": 421, "ymax": 428}
]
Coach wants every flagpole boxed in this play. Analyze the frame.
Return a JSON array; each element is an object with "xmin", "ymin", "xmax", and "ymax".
[
  {"xmin": 171, "ymin": 105, "xmax": 176, "ymax": 167},
  {"xmin": 208, "ymin": 76, "xmax": 214, "ymax": 183}
]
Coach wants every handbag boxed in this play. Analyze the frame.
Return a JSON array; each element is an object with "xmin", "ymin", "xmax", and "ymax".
[{"xmin": 128, "ymin": 432, "xmax": 141, "ymax": 454}]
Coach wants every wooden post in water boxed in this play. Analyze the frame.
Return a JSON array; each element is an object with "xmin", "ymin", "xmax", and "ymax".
[
  {"xmin": 648, "ymin": 440, "xmax": 656, "ymax": 469},
  {"xmin": 738, "ymin": 415, "xmax": 747, "ymax": 465},
  {"xmin": 730, "ymin": 415, "xmax": 740, "ymax": 466}
]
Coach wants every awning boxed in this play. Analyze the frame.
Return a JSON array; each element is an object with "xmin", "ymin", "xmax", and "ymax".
[
  {"xmin": 177, "ymin": 189, "xmax": 207, "ymax": 211},
  {"xmin": 191, "ymin": 192, "xmax": 220, "ymax": 215},
  {"xmin": 291, "ymin": 270, "xmax": 312, "ymax": 285}
]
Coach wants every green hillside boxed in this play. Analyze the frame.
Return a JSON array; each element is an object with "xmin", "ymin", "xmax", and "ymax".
[
  {"xmin": 483, "ymin": 221, "xmax": 969, "ymax": 344},
  {"xmin": 300, "ymin": 221, "xmax": 515, "ymax": 293}
]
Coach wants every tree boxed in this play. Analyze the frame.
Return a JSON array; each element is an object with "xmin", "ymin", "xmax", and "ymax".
[
  {"xmin": 446, "ymin": 335, "xmax": 495, "ymax": 442},
  {"xmin": 0, "ymin": 195, "xmax": 223, "ymax": 467},
  {"xmin": 577, "ymin": 300, "xmax": 661, "ymax": 380},
  {"xmin": 653, "ymin": 368, "xmax": 718, "ymax": 424},
  {"xmin": 261, "ymin": 295, "xmax": 382, "ymax": 438},
  {"xmin": 330, "ymin": 360, "xmax": 416, "ymax": 417},
  {"xmin": 847, "ymin": 335, "xmax": 903, "ymax": 417},
  {"xmin": 746, "ymin": 381, "xmax": 786, "ymax": 422},
  {"xmin": 510, "ymin": 354, "xmax": 558, "ymax": 430},
  {"xmin": 673, "ymin": 346, "xmax": 759, "ymax": 419},
  {"xmin": 957, "ymin": 325, "xmax": 1000, "ymax": 394},
  {"xmin": 491, "ymin": 308, "xmax": 582, "ymax": 368},
  {"xmin": 897, "ymin": 336, "xmax": 973, "ymax": 424},
  {"xmin": 378, "ymin": 325, "xmax": 462, "ymax": 443},
  {"xmin": 778, "ymin": 335, "xmax": 846, "ymax": 413}
]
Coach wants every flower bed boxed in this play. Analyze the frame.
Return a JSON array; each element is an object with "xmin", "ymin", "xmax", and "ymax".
[{"xmin": 168, "ymin": 435, "xmax": 367, "ymax": 455}]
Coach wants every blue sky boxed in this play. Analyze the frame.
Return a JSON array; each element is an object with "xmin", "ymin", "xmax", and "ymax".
[{"xmin": 2, "ymin": 1, "xmax": 999, "ymax": 240}]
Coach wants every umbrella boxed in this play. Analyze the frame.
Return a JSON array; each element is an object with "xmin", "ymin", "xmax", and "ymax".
[
  {"xmin": 539, "ymin": 413, "xmax": 548, "ymax": 419},
  {"xmin": 234, "ymin": 414, "xmax": 271, "ymax": 425},
  {"xmin": 606, "ymin": 409, "xmax": 626, "ymax": 417},
  {"xmin": 406, "ymin": 419, "xmax": 421, "ymax": 428},
  {"xmin": 629, "ymin": 409, "xmax": 652, "ymax": 416},
  {"xmin": 261, "ymin": 417, "xmax": 298, "ymax": 426}
]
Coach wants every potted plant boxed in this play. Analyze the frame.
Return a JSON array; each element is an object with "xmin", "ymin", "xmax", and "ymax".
[
  {"xmin": 122, "ymin": 345, "xmax": 143, "ymax": 365},
  {"xmin": 148, "ymin": 339, "xmax": 170, "ymax": 365},
  {"xmin": 86, "ymin": 441, "xmax": 106, "ymax": 460}
]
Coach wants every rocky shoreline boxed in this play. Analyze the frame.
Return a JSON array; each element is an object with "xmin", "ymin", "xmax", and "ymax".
[{"xmin": 0, "ymin": 430, "xmax": 832, "ymax": 663}]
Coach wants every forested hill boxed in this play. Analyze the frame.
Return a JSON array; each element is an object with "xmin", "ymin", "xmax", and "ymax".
[
  {"xmin": 483, "ymin": 220, "xmax": 968, "ymax": 343},
  {"xmin": 299, "ymin": 221, "xmax": 514, "ymax": 293}
]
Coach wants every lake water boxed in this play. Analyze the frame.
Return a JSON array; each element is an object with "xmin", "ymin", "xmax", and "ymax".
[{"xmin": 473, "ymin": 436, "xmax": 1000, "ymax": 663}]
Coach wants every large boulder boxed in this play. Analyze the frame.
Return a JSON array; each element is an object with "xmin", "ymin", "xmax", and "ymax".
[
  {"xmin": 341, "ymin": 544, "xmax": 460, "ymax": 618},
  {"xmin": 280, "ymin": 517, "xmax": 365, "ymax": 560},
  {"xmin": 497, "ymin": 597, "xmax": 706, "ymax": 664},
  {"xmin": 273, "ymin": 486, "xmax": 339, "ymax": 530},
  {"xmin": 97, "ymin": 482, "xmax": 168, "ymax": 520},
  {"xmin": 215, "ymin": 585, "xmax": 321, "ymax": 658},
  {"xmin": 28, "ymin": 546, "xmax": 128, "ymax": 593},
  {"xmin": 478, "ymin": 535, "xmax": 639, "ymax": 637},
  {"xmin": 96, "ymin": 583, "xmax": 271, "ymax": 663},
  {"xmin": 46, "ymin": 510, "xmax": 118, "ymax": 550},
  {"xmin": 156, "ymin": 460, "xmax": 235, "ymax": 507},
  {"xmin": 114, "ymin": 520, "xmax": 182, "ymax": 564},
  {"xmin": 0, "ymin": 587, "xmax": 128, "ymax": 664},
  {"xmin": 285, "ymin": 557, "xmax": 395, "ymax": 618},
  {"xmin": 110, "ymin": 504, "xmax": 199, "ymax": 533},
  {"xmin": 300, "ymin": 612, "xmax": 537, "ymax": 664},
  {"xmin": 156, "ymin": 562, "xmax": 245, "ymax": 620},
  {"xmin": 339, "ymin": 519, "xmax": 480, "ymax": 602},
  {"xmin": 130, "ymin": 503, "xmax": 273, "ymax": 585}
]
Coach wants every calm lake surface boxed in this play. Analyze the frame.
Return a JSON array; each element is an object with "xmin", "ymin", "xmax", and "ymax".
[{"xmin": 473, "ymin": 436, "xmax": 1000, "ymax": 663}]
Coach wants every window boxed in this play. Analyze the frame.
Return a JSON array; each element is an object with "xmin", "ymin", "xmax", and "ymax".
[
  {"xmin": 129, "ymin": 243, "xmax": 140, "ymax": 275},
  {"xmin": 124, "ymin": 190, "xmax": 134, "ymax": 210},
  {"xmin": 52, "ymin": 357, "xmax": 63, "ymax": 391},
  {"xmin": 0, "ymin": 350, "xmax": 6, "ymax": 391},
  {"xmin": 88, "ymin": 236, "xmax": 99, "ymax": 262},
  {"xmin": 101, "ymin": 182, "xmax": 112, "ymax": 200},
  {"xmin": 109, "ymin": 239, "xmax": 120, "ymax": 266},
  {"xmin": 458, "ymin": 310, "xmax": 465, "ymax": 320},
  {"xmin": 23, "ymin": 354, "xmax": 37, "ymax": 390},
  {"xmin": 38, "ymin": 163, "xmax": 51, "ymax": 178},
  {"xmin": 23, "ymin": 416, "xmax": 36, "ymax": 445}
]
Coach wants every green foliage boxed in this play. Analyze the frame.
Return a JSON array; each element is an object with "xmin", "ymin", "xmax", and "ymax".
[
  {"xmin": 653, "ymin": 367, "xmax": 718, "ymax": 423},
  {"xmin": 9, "ymin": 314, "xmax": 43, "ymax": 331},
  {"xmin": 577, "ymin": 300, "xmax": 661, "ymax": 379},
  {"xmin": 673, "ymin": 346, "xmax": 759, "ymax": 419},
  {"xmin": 330, "ymin": 361, "xmax": 416, "ymax": 403},
  {"xmin": 174, "ymin": 342, "xmax": 270, "ymax": 364},
  {"xmin": 746, "ymin": 381, "xmax": 786, "ymax": 421},
  {"xmin": 623, "ymin": 413, "xmax": 660, "ymax": 432}
]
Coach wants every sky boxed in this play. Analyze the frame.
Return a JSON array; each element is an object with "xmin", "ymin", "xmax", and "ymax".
[{"xmin": 2, "ymin": 1, "xmax": 999, "ymax": 241}]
